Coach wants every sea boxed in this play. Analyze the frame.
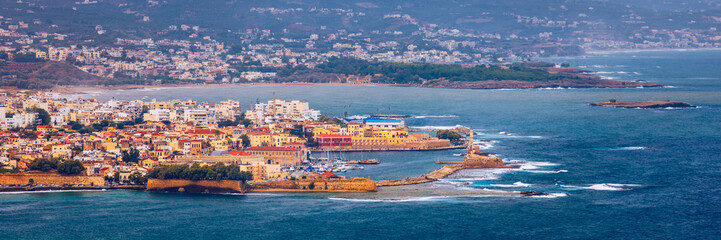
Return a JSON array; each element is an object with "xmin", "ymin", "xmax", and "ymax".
[{"xmin": 2, "ymin": 50, "xmax": 721, "ymax": 239}]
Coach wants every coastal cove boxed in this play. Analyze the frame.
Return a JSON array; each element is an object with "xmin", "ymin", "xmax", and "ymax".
[{"xmin": 2, "ymin": 50, "xmax": 721, "ymax": 239}]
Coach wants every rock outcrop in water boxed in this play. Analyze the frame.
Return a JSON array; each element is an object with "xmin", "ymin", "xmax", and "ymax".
[{"xmin": 591, "ymin": 100, "xmax": 694, "ymax": 108}]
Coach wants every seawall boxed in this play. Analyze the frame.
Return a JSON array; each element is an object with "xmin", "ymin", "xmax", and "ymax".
[
  {"xmin": 251, "ymin": 177, "xmax": 377, "ymax": 192},
  {"xmin": 0, "ymin": 173, "xmax": 105, "ymax": 186},
  {"xmin": 146, "ymin": 179, "xmax": 247, "ymax": 193}
]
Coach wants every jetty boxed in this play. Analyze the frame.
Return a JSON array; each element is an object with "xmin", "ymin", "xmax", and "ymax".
[
  {"xmin": 376, "ymin": 129, "xmax": 513, "ymax": 187},
  {"xmin": 311, "ymin": 145, "xmax": 465, "ymax": 152}
]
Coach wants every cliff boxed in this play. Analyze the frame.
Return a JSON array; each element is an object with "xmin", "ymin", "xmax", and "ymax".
[
  {"xmin": 591, "ymin": 100, "xmax": 694, "ymax": 108},
  {"xmin": 0, "ymin": 173, "xmax": 105, "ymax": 186},
  {"xmin": 251, "ymin": 177, "xmax": 377, "ymax": 192},
  {"xmin": 146, "ymin": 179, "xmax": 247, "ymax": 193}
]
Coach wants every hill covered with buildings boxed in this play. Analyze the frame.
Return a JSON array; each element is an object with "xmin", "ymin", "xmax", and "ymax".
[{"xmin": 0, "ymin": 0, "xmax": 717, "ymax": 87}]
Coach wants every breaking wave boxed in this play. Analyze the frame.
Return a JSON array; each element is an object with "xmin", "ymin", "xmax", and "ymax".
[
  {"xmin": 329, "ymin": 196, "xmax": 460, "ymax": 203},
  {"xmin": 476, "ymin": 131, "xmax": 544, "ymax": 139},
  {"xmin": 411, "ymin": 115, "xmax": 458, "ymax": 119},
  {"xmin": 531, "ymin": 193, "xmax": 568, "ymax": 198},
  {"xmin": 408, "ymin": 125, "xmax": 466, "ymax": 130},
  {"xmin": 489, "ymin": 182, "xmax": 533, "ymax": 188},
  {"xmin": 0, "ymin": 189, "xmax": 108, "ymax": 194},
  {"xmin": 561, "ymin": 183, "xmax": 640, "ymax": 191},
  {"xmin": 594, "ymin": 146, "xmax": 649, "ymax": 151}
]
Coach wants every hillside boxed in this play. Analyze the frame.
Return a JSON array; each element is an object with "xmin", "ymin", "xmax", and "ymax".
[{"xmin": 0, "ymin": 62, "xmax": 138, "ymax": 89}]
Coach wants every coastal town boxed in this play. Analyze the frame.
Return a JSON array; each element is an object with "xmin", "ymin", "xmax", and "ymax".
[
  {"xmin": 0, "ymin": 89, "xmax": 470, "ymax": 192},
  {"xmin": 3, "ymin": 1, "xmax": 721, "ymax": 88}
]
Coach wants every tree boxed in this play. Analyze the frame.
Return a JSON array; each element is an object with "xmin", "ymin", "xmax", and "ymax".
[
  {"xmin": 146, "ymin": 164, "xmax": 252, "ymax": 182},
  {"xmin": 305, "ymin": 138, "xmax": 319, "ymax": 148},
  {"xmin": 27, "ymin": 158, "xmax": 59, "ymax": 172},
  {"xmin": 31, "ymin": 108, "xmax": 50, "ymax": 126},
  {"xmin": 128, "ymin": 172, "xmax": 147, "ymax": 185},
  {"xmin": 436, "ymin": 130, "xmax": 462, "ymax": 141},
  {"xmin": 289, "ymin": 125, "xmax": 304, "ymax": 138},
  {"xmin": 218, "ymin": 119, "xmax": 239, "ymax": 127},
  {"xmin": 122, "ymin": 148, "xmax": 141, "ymax": 163},
  {"xmin": 57, "ymin": 160, "xmax": 86, "ymax": 175},
  {"xmin": 240, "ymin": 134, "xmax": 250, "ymax": 148},
  {"xmin": 241, "ymin": 119, "xmax": 252, "ymax": 127},
  {"xmin": 68, "ymin": 121, "xmax": 83, "ymax": 130},
  {"xmin": 13, "ymin": 52, "xmax": 44, "ymax": 62}
]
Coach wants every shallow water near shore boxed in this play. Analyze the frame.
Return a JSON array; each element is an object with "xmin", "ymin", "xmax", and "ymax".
[{"xmin": 3, "ymin": 50, "xmax": 721, "ymax": 239}]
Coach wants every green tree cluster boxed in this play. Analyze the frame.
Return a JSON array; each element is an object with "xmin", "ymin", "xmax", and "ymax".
[
  {"xmin": 146, "ymin": 164, "xmax": 252, "ymax": 182},
  {"xmin": 436, "ymin": 130, "xmax": 462, "ymax": 141},
  {"xmin": 27, "ymin": 158, "xmax": 59, "ymax": 172},
  {"xmin": 240, "ymin": 134, "xmax": 251, "ymax": 148},
  {"xmin": 27, "ymin": 158, "xmax": 85, "ymax": 175},
  {"xmin": 122, "ymin": 148, "xmax": 141, "ymax": 163},
  {"xmin": 57, "ymin": 160, "xmax": 86, "ymax": 175},
  {"xmin": 30, "ymin": 108, "xmax": 51, "ymax": 126},
  {"xmin": 307, "ymin": 57, "xmax": 564, "ymax": 84},
  {"xmin": 218, "ymin": 114, "xmax": 251, "ymax": 127}
]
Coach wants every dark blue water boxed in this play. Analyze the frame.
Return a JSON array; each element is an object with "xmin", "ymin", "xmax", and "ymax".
[{"xmin": 2, "ymin": 50, "xmax": 721, "ymax": 239}]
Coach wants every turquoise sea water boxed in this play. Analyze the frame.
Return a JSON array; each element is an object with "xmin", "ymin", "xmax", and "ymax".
[{"xmin": 2, "ymin": 50, "xmax": 721, "ymax": 239}]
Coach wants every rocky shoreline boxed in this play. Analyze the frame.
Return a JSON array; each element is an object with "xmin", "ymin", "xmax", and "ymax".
[{"xmin": 591, "ymin": 100, "xmax": 695, "ymax": 108}]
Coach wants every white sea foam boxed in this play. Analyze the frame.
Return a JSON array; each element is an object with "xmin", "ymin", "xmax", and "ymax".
[
  {"xmin": 507, "ymin": 161, "xmax": 566, "ymax": 174},
  {"xmin": 442, "ymin": 168, "xmax": 515, "ymax": 181},
  {"xmin": 408, "ymin": 125, "xmax": 465, "ymax": 130},
  {"xmin": 329, "ymin": 196, "xmax": 455, "ymax": 202},
  {"xmin": 537, "ymin": 87, "xmax": 571, "ymax": 90},
  {"xmin": 527, "ymin": 170, "xmax": 568, "ymax": 174},
  {"xmin": 479, "ymin": 188, "xmax": 517, "ymax": 193},
  {"xmin": 561, "ymin": 183, "xmax": 637, "ymax": 191},
  {"xmin": 531, "ymin": 192, "xmax": 568, "ymax": 198},
  {"xmin": 411, "ymin": 115, "xmax": 458, "ymax": 119},
  {"xmin": 328, "ymin": 197, "xmax": 384, "ymax": 202},
  {"xmin": 605, "ymin": 183, "xmax": 643, "ymax": 187},
  {"xmin": 476, "ymin": 131, "xmax": 543, "ymax": 139},
  {"xmin": 224, "ymin": 193, "xmax": 285, "ymax": 197},
  {"xmin": 490, "ymin": 182, "xmax": 533, "ymax": 188},
  {"xmin": 474, "ymin": 140, "xmax": 497, "ymax": 150},
  {"xmin": 596, "ymin": 146, "xmax": 649, "ymax": 151},
  {"xmin": 0, "ymin": 189, "xmax": 108, "ymax": 194}
]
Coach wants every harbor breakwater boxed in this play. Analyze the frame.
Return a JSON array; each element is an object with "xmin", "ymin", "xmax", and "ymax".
[{"xmin": 376, "ymin": 154, "xmax": 512, "ymax": 187}]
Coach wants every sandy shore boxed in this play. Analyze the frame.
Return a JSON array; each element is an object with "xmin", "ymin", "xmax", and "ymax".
[{"xmin": 50, "ymin": 82, "xmax": 387, "ymax": 94}]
